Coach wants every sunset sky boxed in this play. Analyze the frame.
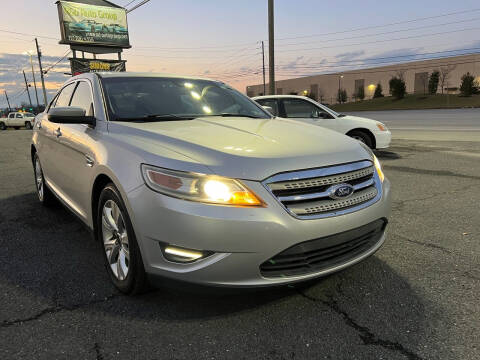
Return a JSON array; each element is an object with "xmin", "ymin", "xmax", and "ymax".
[{"xmin": 1, "ymin": 0, "xmax": 480, "ymax": 107}]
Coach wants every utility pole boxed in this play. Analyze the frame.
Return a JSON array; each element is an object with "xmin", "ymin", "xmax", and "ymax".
[
  {"xmin": 261, "ymin": 41, "xmax": 266, "ymax": 95},
  {"xmin": 268, "ymin": 0, "xmax": 275, "ymax": 95},
  {"xmin": 4, "ymin": 91, "xmax": 11, "ymax": 112},
  {"xmin": 27, "ymin": 52, "xmax": 39, "ymax": 107},
  {"xmin": 35, "ymin": 38, "xmax": 48, "ymax": 107},
  {"xmin": 23, "ymin": 70, "xmax": 33, "ymax": 108}
]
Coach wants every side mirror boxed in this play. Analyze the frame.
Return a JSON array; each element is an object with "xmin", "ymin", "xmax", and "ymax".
[
  {"xmin": 48, "ymin": 106, "xmax": 96, "ymax": 126},
  {"xmin": 262, "ymin": 105, "xmax": 275, "ymax": 115}
]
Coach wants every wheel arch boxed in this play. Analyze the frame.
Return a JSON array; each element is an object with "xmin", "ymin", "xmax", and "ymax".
[
  {"xmin": 91, "ymin": 173, "xmax": 115, "ymax": 240},
  {"xmin": 346, "ymin": 128, "xmax": 376, "ymax": 149}
]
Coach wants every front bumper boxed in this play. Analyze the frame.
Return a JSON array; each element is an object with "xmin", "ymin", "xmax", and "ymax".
[
  {"xmin": 374, "ymin": 130, "xmax": 392, "ymax": 149},
  {"xmin": 126, "ymin": 178, "xmax": 391, "ymax": 287}
]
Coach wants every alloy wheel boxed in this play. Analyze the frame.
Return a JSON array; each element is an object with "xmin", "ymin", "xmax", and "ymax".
[
  {"xmin": 101, "ymin": 200, "xmax": 130, "ymax": 281},
  {"xmin": 35, "ymin": 157, "xmax": 44, "ymax": 201}
]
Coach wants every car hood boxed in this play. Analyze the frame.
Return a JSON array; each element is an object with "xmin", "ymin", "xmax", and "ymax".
[
  {"xmin": 339, "ymin": 115, "xmax": 383, "ymax": 128},
  {"xmin": 108, "ymin": 117, "xmax": 372, "ymax": 180}
]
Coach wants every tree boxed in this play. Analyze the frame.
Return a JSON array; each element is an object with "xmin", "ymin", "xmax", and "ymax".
[
  {"xmin": 428, "ymin": 70, "xmax": 440, "ymax": 95},
  {"xmin": 337, "ymin": 88, "xmax": 347, "ymax": 103},
  {"xmin": 459, "ymin": 72, "xmax": 479, "ymax": 97},
  {"xmin": 389, "ymin": 76, "xmax": 406, "ymax": 99},
  {"xmin": 356, "ymin": 86, "xmax": 365, "ymax": 101},
  {"xmin": 439, "ymin": 65, "xmax": 455, "ymax": 94},
  {"xmin": 373, "ymin": 83, "xmax": 384, "ymax": 98}
]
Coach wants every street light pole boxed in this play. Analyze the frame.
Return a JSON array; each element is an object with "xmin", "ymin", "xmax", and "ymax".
[
  {"xmin": 4, "ymin": 91, "xmax": 11, "ymax": 112},
  {"xmin": 261, "ymin": 41, "xmax": 266, "ymax": 95},
  {"xmin": 268, "ymin": 0, "xmax": 275, "ymax": 95},
  {"xmin": 23, "ymin": 70, "xmax": 33, "ymax": 109},
  {"xmin": 27, "ymin": 52, "xmax": 40, "ymax": 107},
  {"xmin": 35, "ymin": 38, "xmax": 48, "ymax": 107}
]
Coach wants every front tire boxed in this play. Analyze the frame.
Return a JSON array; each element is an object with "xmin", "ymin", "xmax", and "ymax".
[
  {"xmin": 97, "ymin": 183, "xmax": 147, "ymax": 294},
  {"xmin": 348, "ymin": 130, "xmax": 374, "ymax": 149},
  {"xmin": 25, "ymin": 121, "xmax": 32, "ymax": 130}
]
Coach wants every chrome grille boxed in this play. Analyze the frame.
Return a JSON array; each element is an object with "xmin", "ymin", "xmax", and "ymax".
[{"xmin": 263, "ymin": 161, "xmax": 381, "ymax": 219}]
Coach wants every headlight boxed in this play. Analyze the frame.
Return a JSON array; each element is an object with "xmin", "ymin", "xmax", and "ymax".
[
  {"xmin": 373, "ymin": 155, "xmax": 385, "ymax": 182},
  {"xmin": 376, "ymin": 123, "xmax": 388, "ymax": 131},
  {"xmin": 141, "ymin": 164, "xmax": 264, "ymax": 206}
]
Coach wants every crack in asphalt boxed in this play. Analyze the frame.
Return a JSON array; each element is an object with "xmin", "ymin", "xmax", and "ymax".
[
  {"xmin": 93, "ymin": 342, "xmax": 104, "ymax": 360},
  {"xmin": 394, "ymin": 233, "xmax": 452, "ymax": 254},
  {"xmin": 0, "ymin": 293, "xmax": 120, "ymax": 328},
  {"xmin": 383, "ymin": 165, "xmax": 480, "ymax": 180},
  {"xmin": 297, "ymin": 290, "xmax": 425, "ymax": 360}
]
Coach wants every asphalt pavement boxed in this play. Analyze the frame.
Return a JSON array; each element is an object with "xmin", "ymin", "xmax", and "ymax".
[
  {"xmin": 346, "ymin": 108, "xmax": 480, "ymax": 142},
  {"xmin": 0, "ymin": 121, "xmax": 479, "ymax": 359}
]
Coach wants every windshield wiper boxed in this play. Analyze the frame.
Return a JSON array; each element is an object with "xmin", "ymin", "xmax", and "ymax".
[
  {"xmin": 337, "ymin": 114, "xmax": 347, "ymax": 117},
  {"xmin": 217, "ymin": 113, "xmax": 264, "ymax": 119},
  {"xmin": 113, "ymin": 114, "xmax": 196, "ymax": 122}
]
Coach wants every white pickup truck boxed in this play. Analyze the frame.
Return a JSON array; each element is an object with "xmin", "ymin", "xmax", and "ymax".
[{"xmin": 0, "ymin": 112, "xmax": 35, "ymax": 130}]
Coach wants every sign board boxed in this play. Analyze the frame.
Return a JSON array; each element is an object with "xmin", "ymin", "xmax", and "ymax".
[
  {"xmin": 70, "ymin": 58, "xmax": 126, "ymax": 75},
  {"xmin": 58, "ymin": 1, "xmax": 130, "ymax": 48}
]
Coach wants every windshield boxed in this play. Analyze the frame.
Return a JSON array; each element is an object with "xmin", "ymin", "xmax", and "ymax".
[{"xmin": 100, "ymin": 77, "xmax": 271, "ymax": 121}]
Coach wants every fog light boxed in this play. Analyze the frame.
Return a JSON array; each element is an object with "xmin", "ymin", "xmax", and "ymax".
[{"xmin": 162, "ymin": 245, "xmax": 209, "ymax": 263}]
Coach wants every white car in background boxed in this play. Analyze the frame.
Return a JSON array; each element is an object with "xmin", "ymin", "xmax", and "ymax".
[
  {"xmin": 253, "ymin": 95, "xmax": 391, "ymax": 149},
  {"xmin": 0, "ymin": 112, "xmax": 35, "ymax": 130}
]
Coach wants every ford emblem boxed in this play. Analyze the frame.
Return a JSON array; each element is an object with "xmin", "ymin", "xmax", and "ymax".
[{"xmin": 328, "ymin": 183, "xmax": 354, "ymax": 200}]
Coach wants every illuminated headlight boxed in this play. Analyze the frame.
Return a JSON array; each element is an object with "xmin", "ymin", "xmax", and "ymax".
[
  {"xmin": 373, "ymin": 155, "xmax": 385, "ymax": 183},
  {"xmin": 142, "ymin": 164, "xmax": 264, "ymax": 206}
]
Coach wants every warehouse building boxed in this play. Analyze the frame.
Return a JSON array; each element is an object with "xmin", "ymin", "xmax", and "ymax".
[{"xmin": 246, "ymin": 53, "xmax": 480, "ymax": 104}]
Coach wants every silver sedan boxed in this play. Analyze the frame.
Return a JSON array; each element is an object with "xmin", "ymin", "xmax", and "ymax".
[{"xmin": 32, "ymin": 73, "xmax": 391, "ymax": 294}]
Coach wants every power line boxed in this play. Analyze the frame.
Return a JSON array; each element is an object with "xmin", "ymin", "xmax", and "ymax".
[
  {"xmin": 44, "ymin": 50, "xmax": 72, "ymax": 75},
  {"xmin": 275, "ymin": 26, "xmax": 480, "ymax": 53},
  {"xmin": 0, "ymin": 29, "xmax": 59, "ymax": 41},
  {"xmin": 275, "ymin": 47, "xmax": 480, "ymax": 69},
  {"xmin": 267, "ymin": 17, "xmax": 480, "ymax": 48},
  {"xmin": 271, "ymin": 8, "xmax": 480, "ymax": 42}
]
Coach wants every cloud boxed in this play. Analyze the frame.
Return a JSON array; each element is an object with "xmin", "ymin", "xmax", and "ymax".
[
  {"xmin": 0, "ymin": 52, "xmax": 70, "ymax": 108},
  {"xmin": 335, "ymin": 50, "xmax": 365, "ymax": 61}
]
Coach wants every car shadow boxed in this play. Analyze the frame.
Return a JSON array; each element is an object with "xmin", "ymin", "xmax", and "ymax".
[
  {"xmin": 374, "ymin": 149, "xmax": 401, "ymax": 160},
  {"xmin": 0, "ymin": 191, "xmax": 432, "ymax": 356}
]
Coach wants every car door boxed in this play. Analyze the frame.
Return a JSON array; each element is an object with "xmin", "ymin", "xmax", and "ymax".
[
  {"xmin": 51, "ymin": 80, "xmax": 97, "ymax": 220},
  {"xmin": 38, "ymin": 82, "xmax": 76, "ymax": 195},
  {"xmin": 7, "ymin": 113, "xmax": 15, "ymax": 126},
  {"xmin": 281, "ymin": 98, "xmax": 338, "ymax": 131},
  {"xmin": 15, "ymin": 113, "xmax": 25, "ymax": 126}
]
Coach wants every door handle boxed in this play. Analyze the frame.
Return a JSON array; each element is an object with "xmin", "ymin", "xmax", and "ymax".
[
  {"xmin": 54, "ymin": 128, "xmax": 62, "ymax": 138},
  {"xmin": 85, "ymin": 154, "xmax": 95, "ymax": 167}
]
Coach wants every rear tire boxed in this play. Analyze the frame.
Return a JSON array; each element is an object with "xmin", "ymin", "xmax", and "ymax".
[
  {"xmin": 348, "ymin": 130, "xmax": 374, "ymax": 149},
  {"xmin": 25, "ymin": 122, "xmax": 32, "ymax": 130},
  {"xmin": 97, "ymin": 183, "xmax": 147, "ymax": 295},
  {"xmin": 33, "ymin": 153, "xmax": 56, "ymax": 206},
  {"xmin": 0, "ymin": 122, "xmax": 5, "ymax": 130}
]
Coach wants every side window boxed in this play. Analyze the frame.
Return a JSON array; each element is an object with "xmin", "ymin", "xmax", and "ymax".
[
  {"xmin": 70, "ymin": 81, "xmax": 94, "ymax": 116},
  {"xmin": 283, "ymin": 99, "xmax": 320, "ymax": 118},
  {"xmin": 16, "ymin": 113, "xmax": 23, "ymax": 118},
  {"xmin": 54, "ymin": 83, "xmax": 76, "ymax": 108},
  {"xmin": 256, "ymin": 99, "xmax": 279, "ymax": 116},
  {"xmin": 9, "ymin": 113, "xmax": 15, "ymax": 118}
]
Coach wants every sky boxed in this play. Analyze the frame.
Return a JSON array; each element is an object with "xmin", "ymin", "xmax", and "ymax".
[{"xmin": 1, "ymin": 0, "xmax": 480, "ymax": 107}]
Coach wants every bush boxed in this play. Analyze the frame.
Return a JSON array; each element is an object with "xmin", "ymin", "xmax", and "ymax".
[
  {"xmin": 356, "ymin": 86, "xmax": 365, "ymax": 101},
  {"xmin": 389, "ymin": 76, "xmax": 406, "ymax": 99},
  {"xmin": 428, "ymin": 71, "xmax": 440, "ymax": 95},
  {"xmin": 337, "ymin": 88, "xmax": 347, "ymax": 103},
  {"xmin": 459, "ymin": 72, "xmax": 479, "ymax": 97},
  {"xmin": 373, "ymin": 83, "xmax": 384, "ymax": 98}
]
